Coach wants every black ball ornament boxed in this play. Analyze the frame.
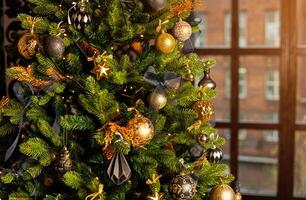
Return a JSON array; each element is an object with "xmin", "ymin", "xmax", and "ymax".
[
  {"xmin": 189, "ymin": 144, "xmax": 204, "ymax": 160},
  {"xmin": 71, "ymin": 6, "xmax": 92, "ymax": 30},
  {"xmin": 169, "ymin": 174, "xmax": 197, "ymax": 200},
  {"xmin": 206, "ymin": 147, "xmax": 223, "ymax": 163},
  {"xmin": 45, "ymin": 35, "xmax": 65, "ymax": 59},
  {"xmin": 147, "ymin": 0, "xmax": 167, "ymax": 11}
]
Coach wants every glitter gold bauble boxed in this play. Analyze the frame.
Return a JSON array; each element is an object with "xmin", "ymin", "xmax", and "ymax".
[
  {"xmin": 17, "ymin": 33, "xmax": 40, "ymax": 59},
  {"xmin": 127, "ymin": 113, "xmax": 155, "ymax": 147},
  {"xmin": 193, "ymin": 100, "xmax": 214, "ymax": 123},
  {"xmin": 210, "ymin": 184, "xmax": 235, "ymax": 200},
  {"xmin": 173, "ymin": 20, "xmax": 193, "ymax": 42},
  {"xmin": 156, "ymin": 32, "xmax": 176, "ymax": 54},
  {"xmin": 234, "ymin": 192, "xmax": 242, "ymax": 200}
]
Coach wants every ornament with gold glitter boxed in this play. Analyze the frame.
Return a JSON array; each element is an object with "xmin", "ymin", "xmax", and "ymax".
[
  {"xmin": 188, "ymin": 100, "xmax": 214, "ymax": 131},
  {"xmin": 103, "ymin": 106, "xmax": 154, "ymax": 150}
]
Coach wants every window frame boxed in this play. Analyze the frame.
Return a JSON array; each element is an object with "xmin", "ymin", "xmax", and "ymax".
[{"xmin": 193, "ymin": 0, "xmax": 303, "ymax": 199}]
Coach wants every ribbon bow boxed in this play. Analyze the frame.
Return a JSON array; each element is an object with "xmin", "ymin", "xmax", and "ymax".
[
  {"xmin": 144, "ymin": 66, "xmax": 181, "ymax": 90},
  {"xmin": 85, "ymin": 184, "xmax": 104, "ymax": 200}
]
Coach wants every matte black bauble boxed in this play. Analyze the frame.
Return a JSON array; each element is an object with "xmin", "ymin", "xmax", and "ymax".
[
  {"xmin": 45, "ymin": 36, "xmax": 65, "ymax": 59},
  {"xmin": 189, "ymin": 144, "xmax": 204, "ymax": 160}
]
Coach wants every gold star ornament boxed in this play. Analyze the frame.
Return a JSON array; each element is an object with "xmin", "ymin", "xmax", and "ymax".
[
  {"xmin": 91, "ymin": 52, "xmax": 113, "ymax": 80},
  {"xmin": 146, "ymin": 192, "xmax": 164, "ymax": 200}
]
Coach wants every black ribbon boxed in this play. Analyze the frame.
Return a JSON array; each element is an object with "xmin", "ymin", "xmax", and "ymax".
[
  {"xmin": 144, "ymin": 66, "xmax": 181, "ymax": 90},
  {"xmin": 5, "ymin": 84, "xmax": 34, "ymax": 162}
]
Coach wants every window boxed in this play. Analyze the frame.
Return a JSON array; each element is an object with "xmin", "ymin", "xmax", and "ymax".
[
  {"xmin": 224, "ymin": 12, "xmax": 231, "ymax": 46},
  {"xmin": 239, "ymin": 67, "xmax": 247, "ymax": 99},
  {"xmin": 265, "ymin": 11, "xmax": 280, "ymax": 47},
  {"xmin": 224, "ymin": 11, "xmax": 247, "ymax": 47},
  {"xmin": 194, "ymin": 0, "xmax": 306, "ymax": 198},
  {"xmin": 265, "ymin": 69, "xmax": 280, "ymax": 101},
  {"xmin": 239, "ymin": 11, "xmax": 247, "ymax": 47},
  {"xmin": 225, "ymin": 68, "xmax": 247, "ymax": 99},
  {"xmin": 194, "ymin": 14, "xmax": 207, "ymax": 48}
]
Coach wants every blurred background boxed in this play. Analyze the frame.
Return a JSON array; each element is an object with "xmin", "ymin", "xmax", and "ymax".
[{"xmin": 1, "ymin": 0, "xmax": 306, "ymax": 200}]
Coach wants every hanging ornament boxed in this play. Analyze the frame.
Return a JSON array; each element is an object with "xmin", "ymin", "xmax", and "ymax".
[
  {"xmin": 126, "ymin": 111, "xmax": 155, "ymax": 147},
  {"xmin": 173, "ymin": 20, "xmax": 193, "ymax": 42},
  {"xmin": 18, "ymin": 33, "xmax": 40, "ymax": 59},
  {"xmin": 198, "ymin": 69, "xmax": 216, "ymax": 90},
  {"xmin": 156, "ymin": 32, "xmax": 176, "ymax": 54},
  {"xmin": 147, "ymin": 192, "xmax": 164, "ymax": 200},
  {"xmin": 107, "ymin": 151, "xmax": 131, "ymax": 185},
  {"xmin": 147, "ymin": 0, "xmax": 167, "ymax": 11},
  {"xmin": 197, "ymin": 134, "xmax": 208, "ymax": 145},
  {"xmin": 193, "ymin": 100, "xmax": 214, "ymax": 123},
  {"xmin": 54, "ymin": 146, "xmax": 73, "ymax": 173},
  {"xmin": 144, "ymin": 66, "xmax": 181, "ymax": 111},
  {"xmin": 234, "ymin": 192, "xmax": 242, "ymax": 200},
  {"xmin": 209, "ymin": 184, "xmax": 235, "ymax": 200},
  {"xmin": 77, "ymin": 40, "xmax": 101, "ymax": 61},
  {"xmin": 168, "ymin": 174, "xmax": 197, "ymax": 200},
  {"xmin": 189, "ymin": 144, "xmax": 204, "ymax": 160},
  {"xmin": 103, "ymin": 145, "xmax": 116, "ymax": 160},
  {"xmin": 206, "ymin": 147, "xmax": 223, "ymax": 163},
  {"xmin": 234, "ymin": 181, "xmax": 242, "ymax": 200},
  {"xmin": 91, "ymin": 52, "xmax": 113, "ymax": 80},
  {"xmin": 45, "ymin": 35, "xmax": 65, "ymax": 59},
  {"xmin": 69, "ymin": 0, "xmax": 92, "ymax": 31},
  {"xmin": 149, "ymin": 89, "xmax": 167, "ymax": 111}
]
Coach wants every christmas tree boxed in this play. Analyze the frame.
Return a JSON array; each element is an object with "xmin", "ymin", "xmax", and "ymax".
[{"xmin": 0, "ymin": 0, "xmax": 238, "ymax": 199}]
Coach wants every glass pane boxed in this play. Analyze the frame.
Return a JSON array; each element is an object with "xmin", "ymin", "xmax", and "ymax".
[
  {"xmin": 238, "ymin": 129, "xmax": 279, "ymax": 196},
  {"xmin": 239, "ymin": 56, "xmax": 280, "ymax": 123},
  {"xmin": 296, "ymin": 57, "xmax": 306, "ymax": 124},
  {"xmin": 219, "ymin": 129, "xmax": 230, "ymax": 164},
  {"xmin": 199, "ymin": 56, "xmax": 231, "ymax": 122},
  {"xmin": 294, "ymin": 131, "xmax": 306, "ymax": 197},
  {"xmin": 297, "ymin": 0, "xmax": 306, "ymax": 47},
  {"xmin": 193, "ymin": 0, "xmax": 231, "ymax": 48},
  {"xmin": 239, "ymin": 0, "xmax": 281, "ymax": 48}
]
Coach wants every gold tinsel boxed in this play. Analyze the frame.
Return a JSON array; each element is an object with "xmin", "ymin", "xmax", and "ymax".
[
  {"xmin": 8, "ymin": 66, "xmax": 66, "ymax": 89},
  {"xmin": 167, "ymin": 0, "xmax": 204, "ymax": 18}
]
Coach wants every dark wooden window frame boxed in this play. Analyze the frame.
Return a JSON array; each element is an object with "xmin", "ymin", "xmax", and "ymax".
[{"xmin": 195, "ymin": 0, "xmax": 305, "ymax": 199}]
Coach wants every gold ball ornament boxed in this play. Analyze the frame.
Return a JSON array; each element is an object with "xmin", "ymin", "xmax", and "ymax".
[
  {"xmin": 156, "ymin": 32, "xmax": 176, "ymax": 54},
  {"xmin": 173, "ymin": 20, "xmax": 193, "ymax": 42},
  {"xmin": 193, "ymin": 100, "xmax": 214, "ymax": 123},
  {"xmin": 17, "ymin": 33, "xmax": 40, "ymax": 59},
  {"xmin": 234, "ymin": 192, "xmax": 242, "ymax": 200},
  {"xmin": 210, "ymin": 184, "xmax": 235, "ymax": 200},
  {"xmin": 149, "ymin": 90, "xmax": 167, "ymax": 110},
  {"xmin": 127, "ymin": 113, "xmax": 155, "ymax": 147}
]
